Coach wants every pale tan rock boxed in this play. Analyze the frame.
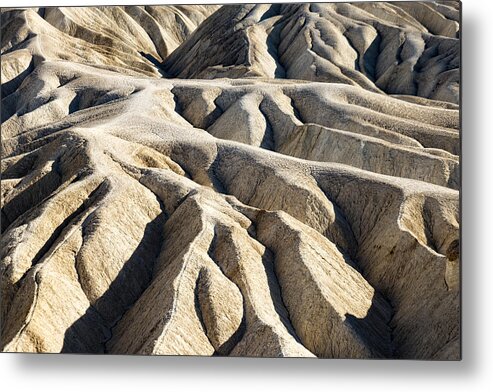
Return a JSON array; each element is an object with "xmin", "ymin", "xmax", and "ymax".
[
  {"xmin": 196, "ymin": 267, "xmax": 244, "ymax": 355},
  {"xmin": 1, "ymin": 3, "xmax": 460, "ymax": 359},
  {"xmin": 163, "ymin": 3, "xmax": 459, "ymax": 103},
  {"xmin": 254, "ymin": 209, "xmax": 392, "ymax": 358}
]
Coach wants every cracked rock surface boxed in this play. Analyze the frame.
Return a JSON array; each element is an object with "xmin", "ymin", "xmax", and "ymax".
[{"xmin": 1, "ymin": 2, "xmax": 460, "ymax": 359}]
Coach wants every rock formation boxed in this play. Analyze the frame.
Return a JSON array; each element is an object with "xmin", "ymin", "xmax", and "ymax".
[{"xmin": 0, "ymin": 2, "xmax": 460, "ymax": 359}]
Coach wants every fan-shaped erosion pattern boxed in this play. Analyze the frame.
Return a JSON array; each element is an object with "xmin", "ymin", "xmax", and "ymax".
[{"xmin": 1, "ymin": 2, "xmax": 460, "ymax": 359}]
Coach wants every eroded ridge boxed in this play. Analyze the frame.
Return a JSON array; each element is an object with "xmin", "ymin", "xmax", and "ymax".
[
  {"xmin": 1, "ymin": 3, "xmax": 460, "ymax": 359},
  {"xmin": 163, "ymin": 3, "xmax": 460, "ymax": 103}
]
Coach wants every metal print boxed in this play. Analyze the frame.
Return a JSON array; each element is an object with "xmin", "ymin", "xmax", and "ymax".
[{"xmin": 0, "ymin": 2, "xmax": 460, "ymax": 359}]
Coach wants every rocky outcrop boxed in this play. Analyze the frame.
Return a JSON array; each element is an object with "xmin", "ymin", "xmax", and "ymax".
[
  {"xmin": 0, "ymin": 3, "xmax": 460, "ymax": 359},
  {"xmin": 163, "ymin": 3, "xmax": 460, "ymax": 103},
  {"xmin": 1, "ymin": 5, "xmax": 219, "ymax": 96}
]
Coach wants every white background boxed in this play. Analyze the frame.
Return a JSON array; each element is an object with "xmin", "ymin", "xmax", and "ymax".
[{"xmin": 0, "ymin": 0, "xmax": 491, "ymax": 391}]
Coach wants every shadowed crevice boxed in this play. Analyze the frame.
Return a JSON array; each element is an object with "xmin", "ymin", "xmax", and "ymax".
[{"xmin": 61, "ymin": 210, "xmax": 166, "ymax": 353}]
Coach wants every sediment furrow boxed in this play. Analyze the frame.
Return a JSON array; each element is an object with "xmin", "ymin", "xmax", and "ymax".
[
  {"xmin": 207, "ymin": 209, "xmax": 314, "ymax": 357},
  {"xmin": 314, "ymin": 169, "xmax": 459, "ymax": 359},
  {"xmin": 224, "ymin": 198, "xmax": 392, "ymax": 358},
  {"xmin": 255, "ymin": 210, "xmax": 392, "ymax": 358},
  {"xmin": 107, "ymin": 189, "xmax": 240, "ymax": 355}
]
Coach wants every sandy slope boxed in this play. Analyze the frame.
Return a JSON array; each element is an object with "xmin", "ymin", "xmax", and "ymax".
[{"xmin": 0, "ymin": 3, "xmax": 460, "ymax": 359}]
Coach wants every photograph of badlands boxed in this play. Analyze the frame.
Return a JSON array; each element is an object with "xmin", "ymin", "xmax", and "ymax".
[{"xmin": 0, "ymin": 2, "xmax": 460, "ymax": 359}]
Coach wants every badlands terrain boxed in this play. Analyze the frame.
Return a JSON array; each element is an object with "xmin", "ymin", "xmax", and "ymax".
[{"xmin": 0, "ymin": 3, "xmax": 460, "ymax": 358}]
